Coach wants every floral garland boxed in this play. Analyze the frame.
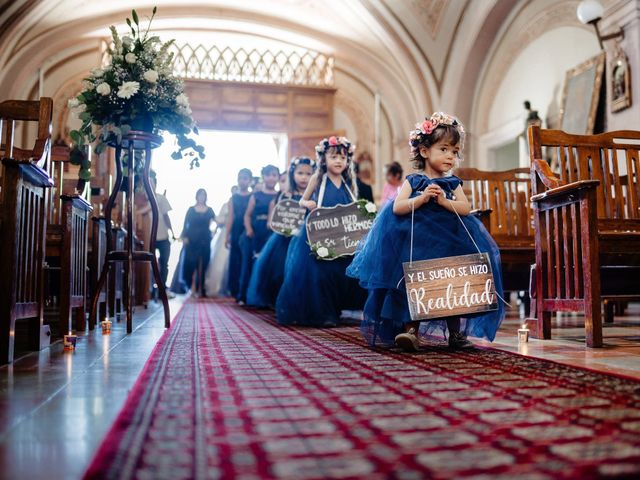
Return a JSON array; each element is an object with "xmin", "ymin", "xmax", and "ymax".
[
  {"xmin": 309, "ymin": 242, "xmax": 338, "ymax": 260},
  {"xmin": 291, "ymin": 156, "xmax": 315, "ymax": 167},
  {"xmin": 68, "ymin": 7, "xmax": 205, "ymax": 180},
  {"xmin": 315, "ymin": 136, "xmax": 356, "ymax": 157},
  {"xmin": 409, "ymin": 112, "xmax": 465, "ymax": 155},
  {"xmin": 356, "ymin": 198, "xmax": 377, "ymax": 220}
]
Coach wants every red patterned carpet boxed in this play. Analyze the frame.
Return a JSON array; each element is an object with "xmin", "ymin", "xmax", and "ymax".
[{"xmin": 85, "ymin": 299, "xmax": 640, "ymax": 479}]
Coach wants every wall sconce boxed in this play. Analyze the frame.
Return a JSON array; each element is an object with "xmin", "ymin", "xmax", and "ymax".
[{"xmin": 577, "ymin": 0, "xmax": 624, "ymax": 49}]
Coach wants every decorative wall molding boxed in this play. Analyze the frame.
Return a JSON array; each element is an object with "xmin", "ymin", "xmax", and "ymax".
[
  {"xmin": 101, "ymin": 40, "xmax": 334, "ymax": 87},
  {"xmin": 171, "ymin": 42, "xmax": 334, "ymax": 87}
]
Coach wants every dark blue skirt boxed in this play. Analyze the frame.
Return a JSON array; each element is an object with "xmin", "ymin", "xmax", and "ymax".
[
  {"xmin": 276, "ymin": 228, "xmax": 366, "ymax": 326},
  {"xmin": 347, "ymin": 202, "xmax": 505, "ymax": 346},
  {"xmin": 246, "ymin": 233, "xmax": 292, "ymax": 308}
]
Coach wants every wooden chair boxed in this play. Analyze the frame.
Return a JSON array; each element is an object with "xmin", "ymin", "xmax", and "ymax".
[
  {"xmin": 455, "ymin": 167, "xmax": 535, "ymax": 307},
  {"xmin": 0, "ymin": 98, "xmax": 53, "ymax": 364},
  {"xmin": 527, "ymin": 126, "xmax": 640, "ymax": 347}
]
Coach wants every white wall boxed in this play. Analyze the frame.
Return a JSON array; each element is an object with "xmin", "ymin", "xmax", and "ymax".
[{"xmin": 479, "ymin": 26, "xmax": 600, "ymax": 169}]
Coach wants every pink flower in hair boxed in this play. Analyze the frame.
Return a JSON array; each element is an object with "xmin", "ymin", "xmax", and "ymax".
[
  {"xmin": 421, "ymin": 119, "xmax": 435, "ymax": 135},
  {"xmin": 328, "ymin": 136, "xmax": 338, "ymax": 146}
]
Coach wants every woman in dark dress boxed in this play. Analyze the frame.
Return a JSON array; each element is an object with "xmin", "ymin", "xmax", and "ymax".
[
  {"xmin": 181, "ymin": 188, "xmax": 215, "ymax": 297},
  {"xmin": 225, "ymin": 169, "xmax": 253, "ymax": 299}
]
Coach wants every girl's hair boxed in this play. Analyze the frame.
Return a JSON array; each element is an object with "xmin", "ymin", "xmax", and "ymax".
[
  {"xmin": 386, "ymin": 161, "xmax": 403, "ymax": 178},
  {"xmin": 315, "ymin": 136, "xmax": 358, "ymax": 198},
  {"xmin": 261, "ymin": 164, "xmax": 279, "ymax": 177},
  {"xmin": 409, "ymin": 112, "xmax": 465, "ymax": 170},
  {"xmin": 238, "ymin": 168, "xmax": 252, "ymax": 179},
  {"xmin": 288, "ymin": 156, "xmax": 316, "ymax": 194},
  {"xmin": 195, "ymin": 188, "xmax": 207, "ymax": 203}
]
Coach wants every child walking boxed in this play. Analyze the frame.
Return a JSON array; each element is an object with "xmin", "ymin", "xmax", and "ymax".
[
  {"xmin": 226, "ymin": 169, "xmax": 253, "ymax": 299},
  {"xmin": 348, "ymin": 113, "xmax": 505, "ymax": 350},
  {"xmin": 237, "ymin": 165, "xmax": 279, "ymax": 303},
  {"xmin": 247, "ymin": 157, "xmax": 315, "ymax": 308},
  {"xmin": 276, "ymin": 137, "xmax": 366, "ymax": 327},
  {"xmin": 380, "ymin": 161, "xmax": 403, "ymax": 208}
]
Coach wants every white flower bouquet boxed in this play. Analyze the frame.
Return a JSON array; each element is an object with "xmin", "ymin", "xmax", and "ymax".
[{"xmin": 69, "ymin": 7, "xmax": 204, "ymax": 180}]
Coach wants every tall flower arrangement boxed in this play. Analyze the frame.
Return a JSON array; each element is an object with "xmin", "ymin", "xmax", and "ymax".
[{"xmin": 69, "ymin": 7, "xmax": 204, "ymax": 180}]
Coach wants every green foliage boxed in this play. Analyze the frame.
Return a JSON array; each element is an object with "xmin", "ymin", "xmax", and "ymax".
[{"xmin": 68, "ymin": 7, "xmax": 205, "ymax": 180}]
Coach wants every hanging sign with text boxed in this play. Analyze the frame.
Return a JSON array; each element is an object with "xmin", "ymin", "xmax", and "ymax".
[
  {"xmin": 270, "ymin": 199, "xmax": 307, "ymax": 237},
  {"xmin": 403, "ymin": 253, "xmax": 498, "ymax": 321},
  {"xmin": 306, "ymin": 202, "xmax": 374, "ymax": 260}
]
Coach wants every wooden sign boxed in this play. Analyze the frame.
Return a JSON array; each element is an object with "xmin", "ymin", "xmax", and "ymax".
[
  {"xmin": 270, "ymin": 199, "xmax": 307, "ymax": 236},
  {"xmin": 306, "ymin": 202, "xmax": 374, "ymax": 260},
  {"xmin": 403, "ymin": 253, "xmax": 498, "ymax": 321}
]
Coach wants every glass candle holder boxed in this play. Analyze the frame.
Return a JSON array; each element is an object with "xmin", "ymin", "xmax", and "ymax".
[
  {"xmin": 63, "ymin": 334, "xmax": 77, "ymax": 351},
  {"xmin": 517, "ymin": 327, "xmax": 530, "ymax": 343},
  {"xmin": 101, "ymin": 319, "xmax": 112, "ymax": 334}
]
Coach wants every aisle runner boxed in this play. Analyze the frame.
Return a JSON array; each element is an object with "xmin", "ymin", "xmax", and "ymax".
[{"xmin": 85, "ymin": 300, "xmax": 640, "ymax": 479}]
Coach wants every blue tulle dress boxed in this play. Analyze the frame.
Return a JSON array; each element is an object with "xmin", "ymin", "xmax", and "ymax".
[
  {"xmin": 247, "ymin": 193, "xmax": 301, "ymax": 308},
  {"xmin": 347, "ymin": 173, "xmax": 505, "ymax": 346},
  {"xmin": 227, "ymin": 193, "xmax": 251, "ymax": 299},
  {"xmin": 237, "ymin": 190, "xmax": 278, "ymax": 303},
  {"xmin": 276, "ymin": 179, "xmax": 367, "ymax": 326}
]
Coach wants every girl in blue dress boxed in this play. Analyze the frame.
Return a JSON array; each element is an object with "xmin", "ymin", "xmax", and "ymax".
[
  {"xmin": 237, "ymin": 165, "xmax": 279, "ymax": 303},
  {"xmin": 348, "ymin": 112, "xmax": 505, "ymax": 351},
  {"xmin": 247, "ymin": 157, "xmax": 315, "ymax": 308},
  {"xmin": 225, "ymin": 169, "xmax": 252, "ymax": 299},
  {"xmin": 276, "ymin": 137, "xmax": 367, "ymax": 327}
]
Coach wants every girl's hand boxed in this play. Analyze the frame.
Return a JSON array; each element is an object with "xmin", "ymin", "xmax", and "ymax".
[
  {"xmin": 225, "ymin": 233, "xmax": 231, "ymax": 248},
  {"xmin": 419, "ymin": 184, "xmax": 443, "ymax": 203},
  {"xmin": 435, "ymin": 190, "xmax": 449, "ymax": 206},
  {"xmin": 246, "ymin": 227, "xmax": 255, "ymax": 238},
  {"xmin": 301, "ymin": 200, "xmax": 317, "ymax": 210}
]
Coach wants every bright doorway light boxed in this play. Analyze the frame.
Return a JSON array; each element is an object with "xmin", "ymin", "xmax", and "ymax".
[{"xmin": 152, "ymin": 130, "xmax": 287, "ymax": 288}]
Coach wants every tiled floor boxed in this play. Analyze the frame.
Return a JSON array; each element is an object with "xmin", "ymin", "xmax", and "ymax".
[
  {"xmin": 0, "ymin": 298, "xmax": 183, "ymax": 480},
  {"xmin": 1, "ymin": 297, "xmax": 639, "ymax": 479},
  {"xmin": 480, "ymin": 301, "xmax": 640, "ymax": 380}
]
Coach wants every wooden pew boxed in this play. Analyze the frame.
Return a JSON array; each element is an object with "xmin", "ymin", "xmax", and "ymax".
[
  {"xmin": 0, "ymin": 98, "xmax": 53, "ymax": 364},
  {"xmin": 45, "ymin": 146, "xmax": 92, "ymax": 335},
  {"xmin": 527, "ymin": 126, "xmax": 640, "ymax": 347},
  {"xmin": 455, "ymin": 167, "xmax": 535, "ymax": 307}
]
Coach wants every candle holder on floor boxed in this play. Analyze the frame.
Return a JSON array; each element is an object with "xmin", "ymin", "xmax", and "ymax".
[
  {"xmin": 518, "ymin": 325, "xmax": 530, "ymax": 343},
  {"xmin": 101, "ymin": 319, "xmax": 112, "ymax": 334},
  {"xmin": 63, "ymin": 334, "xmax": 77, "ymax": 351}
]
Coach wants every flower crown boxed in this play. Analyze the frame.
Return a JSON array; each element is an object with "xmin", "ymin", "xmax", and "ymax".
[
  {"xmin": 409, "ymin": 112, "xmax": 465, "ymax": 153},
  {"xmin": 291, "ymin": 156, "xmax": 316, "ymax": 168},
  {"xmin": 315, "ymin": 136, "xmax": 356, "ymax": 158}
]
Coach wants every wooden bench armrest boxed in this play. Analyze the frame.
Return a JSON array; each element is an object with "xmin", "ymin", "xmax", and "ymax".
[
  {"xmin": 530, "ymin": 179, "xmax": 600, "ymax": 203},
  {"xmin": 0, "ymin": 138, "xmax": 50, "ymax": 167},
  {"xmin": 60, "ymin": 194, "xmax": 93, "ymax": 212},
  {"xmin": 531, "ymin": 158, "xmax": 563, "ymax": 189},
  {"xmin": 470, "ymin": 208, "xmax": 492, "ymax": 218}
]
